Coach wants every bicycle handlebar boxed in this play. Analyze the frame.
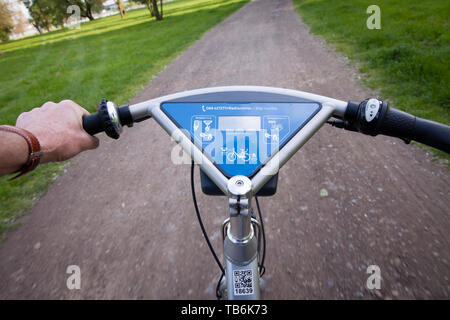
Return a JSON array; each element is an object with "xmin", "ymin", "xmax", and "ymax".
[
  {"xmin": 82, "ymin": 94, "xmax": 450, "ymax": 154},
  {"xmin": 331, "ymin": 99, "xmax": 450, "ymax": 153}
]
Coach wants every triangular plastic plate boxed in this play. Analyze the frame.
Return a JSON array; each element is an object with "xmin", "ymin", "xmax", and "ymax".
[{"xmin": 161, "ymin": 102, "xmax": 321, "ymax": 177}]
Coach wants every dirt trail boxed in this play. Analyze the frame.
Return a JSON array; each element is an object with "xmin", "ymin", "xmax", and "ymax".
[{"xmin": 0, "ymin": 0, "xmax": 448, "ymax": 299}]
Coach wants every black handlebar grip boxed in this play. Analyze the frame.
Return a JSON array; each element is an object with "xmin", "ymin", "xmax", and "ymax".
[
  {"xmin": 378, "ymin": 107, "xmax": 416, "ymax": 139},
  {"xmin": 379, "ymin": 107, "xmax": 450, "ymax": 153},
  {"xmin": 82, "ymin": 113, "xmax": 103, "ymax": 136},
  {"xmin": 410, "ymin": 117, "xmax": 450, "ymax": 153}
]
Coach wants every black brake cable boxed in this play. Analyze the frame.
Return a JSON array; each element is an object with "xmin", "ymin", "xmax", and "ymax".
[
  {"xmin": 255, "ymin": 196, "xmax": 266, "ymax": 277},
  {"xmin": 215, "ymin": 272, "xmax": 225, "ymax": 299},
  {"xmin": 190, "ymin": 161, "xmax": 225, "ymax": 299}
]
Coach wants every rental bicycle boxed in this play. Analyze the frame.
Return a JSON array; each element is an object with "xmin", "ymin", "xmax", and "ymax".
[{"xmin": 82, "ymin": 86, "xmax": 450, "ymax": 300}]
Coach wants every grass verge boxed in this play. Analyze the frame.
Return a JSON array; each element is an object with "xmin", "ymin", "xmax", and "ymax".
[
  {"xmin": 293, "ymin": 0, "xmax": 449, "ymax": 159},
  {"xmin": 0, "ymin": 0, "xmax": 249, "ymax": 239}
]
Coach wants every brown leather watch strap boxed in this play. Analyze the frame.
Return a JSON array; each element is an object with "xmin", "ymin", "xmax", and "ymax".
[{"xmin": 0, "ymin": 125, "xmax": 42, "ymax": 180}]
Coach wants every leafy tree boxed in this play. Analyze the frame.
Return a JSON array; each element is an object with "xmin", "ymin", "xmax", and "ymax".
[
  {"xmin": 23, "ymin": 0, "xmax": 65, "ymax": 33},
  {"xmin": 0, "ymin": 0, "xmax": 14, "ymax": 41},
  {"xmin": 23, "ymin": 0, "xmax": 104, "ymax": 34},
  {"xmin": 63, "ymin": 0, "xmax": 104, "ymax": 21}
]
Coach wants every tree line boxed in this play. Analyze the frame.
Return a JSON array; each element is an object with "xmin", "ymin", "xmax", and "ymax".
[{"xmin": 0, "ymin": 0, "xmax": 164, "ymax": 42}]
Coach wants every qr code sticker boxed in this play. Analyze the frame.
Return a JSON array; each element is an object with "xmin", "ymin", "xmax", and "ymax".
[{"xmin": 233, "ymin": 269, "xmax": 254, "ymax": 296}]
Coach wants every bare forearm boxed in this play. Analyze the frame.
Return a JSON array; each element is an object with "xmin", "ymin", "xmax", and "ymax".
[{"xmin": 0, "ymin": 131, "xmax": 29, "ymax": 176}]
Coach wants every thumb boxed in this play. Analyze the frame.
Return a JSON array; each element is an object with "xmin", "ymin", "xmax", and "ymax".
[{"xmin": 80, "ymin": 132, "xmax": 100, "ymax": 151}]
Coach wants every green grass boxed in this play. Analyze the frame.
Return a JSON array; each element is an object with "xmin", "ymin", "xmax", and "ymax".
[
  {"xmin": 0, "ymin": 0, "xmax": 249, "ymax": 238},
  {"xmin": 293, "ymin": 0, "xmax": 450, "ymax": 158}
]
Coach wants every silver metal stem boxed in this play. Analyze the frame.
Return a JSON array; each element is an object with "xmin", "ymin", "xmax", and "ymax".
[
  {"xmin": 224, "ymin": 187, "xmax": 260, "ymax": 299},
  {"xmin": 227, "ymin": 176, "xmax": 253, "ymax": 240},
  {"xmin": 229, "ymin": 197, "xmax": 252, "ymax": 241}
]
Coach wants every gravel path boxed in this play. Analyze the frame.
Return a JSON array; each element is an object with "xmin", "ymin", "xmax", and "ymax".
[{"xmin": 0, "ymin": 0, "xmax": 448, "ymax": 299}]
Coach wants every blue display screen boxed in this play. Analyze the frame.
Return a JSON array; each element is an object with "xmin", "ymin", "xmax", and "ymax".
[{"xmin": 161, "ymin": 102, "xmax": 321, "ymax": 177}]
